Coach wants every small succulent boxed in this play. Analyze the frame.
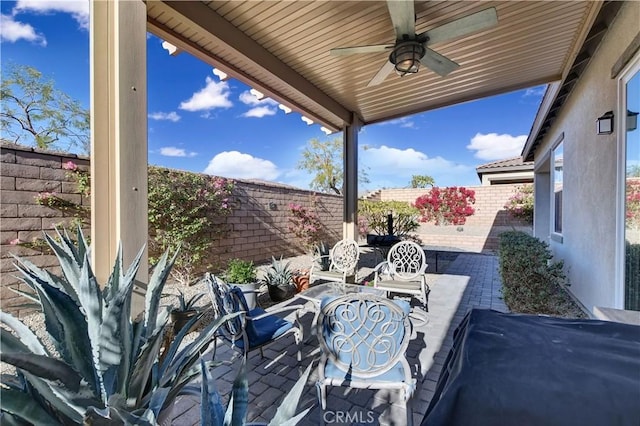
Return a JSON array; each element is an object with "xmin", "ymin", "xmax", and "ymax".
[
  {"xmin": 313, "ymin": 242, "xmax": 331, "ymax": 271},
  {"xmin": 174, "ymin": 290, "xmax": 206, "ymax": 312},
  {"xmin": 263, "ymin": 256, "xmax": 294, "ymax": 288}
]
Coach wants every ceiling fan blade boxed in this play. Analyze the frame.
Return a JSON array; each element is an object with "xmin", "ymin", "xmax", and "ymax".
[
  {"xmin": 421, "ymin": 7, "xmax": 498, "ymax": 45},
  {"xmin": 330, "ymin": 44, "xmax": 392, "ymax": 56},
  {"xmin": 420, "ymin": 47, "xmax": 460, "ymax": 77},
  {"xmin": 367, "ymin": 60, "xmax": 395, "ymax": 87},
  {"xmin": 387, "ymin": 0, "xmax": 415, "ymax": 39}
]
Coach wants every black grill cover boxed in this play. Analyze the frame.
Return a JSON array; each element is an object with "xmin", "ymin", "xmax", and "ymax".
[{"xmin": 421, "ymin": 309, "xmax": 640, "ymax": 426}]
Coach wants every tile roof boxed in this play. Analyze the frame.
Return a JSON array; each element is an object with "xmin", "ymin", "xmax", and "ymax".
[{"xmin": 476, "ymin": 156, "xmax": 534, "ymax": 171}]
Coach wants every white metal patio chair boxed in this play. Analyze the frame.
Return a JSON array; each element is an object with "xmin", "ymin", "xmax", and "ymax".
[
  {"xmin": 316, "ymin": 293, "xmax": 416, "ymax": 424},
  {"xmin": 310, "ymin": 239, "xmax": 360, "ymax": 284},
  {"xmin": 373, "ymin": 240, "xmax": 430, "ymax": 310},
  {"xmin": 203, "ymin": 273, "xmax": 303, "ymax": 361}
]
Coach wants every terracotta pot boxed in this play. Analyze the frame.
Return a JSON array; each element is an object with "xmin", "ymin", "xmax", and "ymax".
[{"xmin": 293, "ymin": 273, "xmax": 310, "ymax": 293}]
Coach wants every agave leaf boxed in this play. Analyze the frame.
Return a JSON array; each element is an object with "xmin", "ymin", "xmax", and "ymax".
[
  {"xmin": 18, "ymin": 371, "xmax": 86, "ymax": 423},
  {"xmin": 0, "ymin": 411, "xmax": 30, "ymax": 426},
  {"xmin": 99, "ymin": 246, "xmax": 142, "ymax": 398},
  {"xmin": 75, "ymin": 254, "xmax": 109, "ymax": 403},
  {"xmin": 147, "ymin": 387, "xmax": 171, "ymax": 419},
  {"xmin": 7, "ymin": 286, "xmax": 39, "ymax": 304},
  {"xmin": 1, "ymin": 352, "xmax": 82, "ymax": 393},
  {"xmin": 268, "ymin": 362, "xmax": 314, "ymax": 426},
  {"xmin": 158, "ymin": 310, "xmax": 204, "ymax": 376},
  {"xmin": 12, "ymin": 261, "xmax": 71, "ymax": 356},
  {"xmin": 76, "ymin": 227, "xmax": 89, "ymax": 268},
  {"xmin": 226, "ymin": 357, "xmax": 249, "ymax": 426},
  {"xmin": 103, "ymin": 245, "xmax": 123, "ymax": 306},
  {"xmin": 160, "ymin": 313, "xmax": 236, "ymax": 389},
  {"xmin": 144, "ymin": 248, "xmax": 178, "ymax": 336},
  {"xmin": 160, "ymin": 360, "xmax": 224, "ymax": 409},
  {"xmin": 0, "ymin": 387, "xmax": 61, "ymax": 425},
  {"xmin": 0, "ymin": 311, "xmax": 48, "ymax": 355},
  {"xmin": 84, "ymin": 405, "xmax": 155, "ymax": 426},
  {"xmin": 128, "ymin": 310, "xmax": 169, "ymax": 404},
  {"xmin": 201, "ymin": 357, "xmax": 225, "ymax": 426},
  {"xmin": 37, "ymin": 277, "xmax": 99, "ymax": 399},
  {"xmin": 11, "ymin": 253, "xmax": 80, "ymax": 306},
  {"xmin": 42, "ymin": 230, "xmax": 83, "ymax": 288}
]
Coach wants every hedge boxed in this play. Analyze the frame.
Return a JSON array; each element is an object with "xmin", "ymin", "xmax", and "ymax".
[{"xmin": 498, "ymin": 230, "xmax": 565, "ymax": 314}]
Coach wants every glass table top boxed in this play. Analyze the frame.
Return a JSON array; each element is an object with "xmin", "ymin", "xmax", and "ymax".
[{"xmin": 297, "ymin": 282, "xmax": 385, "ymax": 304}]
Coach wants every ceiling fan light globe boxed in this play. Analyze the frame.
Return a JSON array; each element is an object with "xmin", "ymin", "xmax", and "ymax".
[{"xmin": 390, "ymin": 41, "xmax": 424, "ymax": 75}]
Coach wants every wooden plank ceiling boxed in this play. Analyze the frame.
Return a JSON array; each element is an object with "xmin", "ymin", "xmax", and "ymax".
[{"xmin": 147, "ymin": 1, "xmax": 600, "ymax": 132}]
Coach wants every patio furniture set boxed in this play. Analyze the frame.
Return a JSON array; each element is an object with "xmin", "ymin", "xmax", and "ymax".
[{"xmin": 203, "ymin": 238, "xmax": 432, "ymax": 424}]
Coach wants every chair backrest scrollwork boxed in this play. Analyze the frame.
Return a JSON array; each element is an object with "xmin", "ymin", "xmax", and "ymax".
[
  {"xmin": 386, "ymin": 241, "xmax": 426, "ymax": 281},
  {"xmin": 330, "ymin": 239, "xmax": 360, "ymax": 274},
  {"xmin": 317, "ymin": 293, "xmax": 411, "ymax": 378}
]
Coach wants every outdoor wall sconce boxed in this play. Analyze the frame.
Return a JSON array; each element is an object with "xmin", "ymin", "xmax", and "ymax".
[
  {"xmin": 628, "ymin": 110, "xmax": 638, "ymax": 132},
  {"xmin": 268, "ymin": 202, "xmax": 278, "ymax": 210},
  {"xmin": 597, "ymin": 111, "xmax": 614, "ymax": 135}
]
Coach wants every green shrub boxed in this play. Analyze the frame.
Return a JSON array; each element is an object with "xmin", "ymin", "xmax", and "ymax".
[
  {"xmin": 358, "ymin": 200, "xmax": 419, "ymax": 236},
  {"xmin": 625, "ymin": 241, "xmax": 640, "ymax": 310},
  {"xmin": 498, "ymin": 231, "xmax": 565, "ymax": 314}
]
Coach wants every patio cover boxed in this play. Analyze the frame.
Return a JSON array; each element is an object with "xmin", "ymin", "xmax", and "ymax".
[{"xmin": 89, "ymin": 1, "xmax": 601, "ymax": 287}]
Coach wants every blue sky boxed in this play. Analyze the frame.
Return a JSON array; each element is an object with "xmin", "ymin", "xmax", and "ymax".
[{"xmin": 0, "ymin": 0, "xmax": 545, "ymax": 192}]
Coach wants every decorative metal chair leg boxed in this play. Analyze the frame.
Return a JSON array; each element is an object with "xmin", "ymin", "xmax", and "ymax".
[{"xmin": 260, "ymin": 347, "xmax": 265, "ymax": 359}]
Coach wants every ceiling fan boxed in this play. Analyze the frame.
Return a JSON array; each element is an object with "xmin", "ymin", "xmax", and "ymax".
[{"xmin": 330, "ymin": 0, "xmax": 498, "ymax": 87}]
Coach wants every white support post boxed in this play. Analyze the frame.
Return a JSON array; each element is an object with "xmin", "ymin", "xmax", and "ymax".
[
  {"xmin": 90, "ymin": 0, "xmax": 148, "ymax": 312},
  {"xmin": 343, "ymin": 115, "xmax": 361, "ymax": 241}
]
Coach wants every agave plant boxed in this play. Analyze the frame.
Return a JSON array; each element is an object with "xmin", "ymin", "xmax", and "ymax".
[
  {"xmin": 313, "ymin": 242, "xmax": 331, "ymax": 271},
  {"xmin": 263, "ymin": 256, "xmax": 294, "ymax": 288},
  {"xmin": 0, "ymin": 228, "xmax": 231, "ymax": 425}
]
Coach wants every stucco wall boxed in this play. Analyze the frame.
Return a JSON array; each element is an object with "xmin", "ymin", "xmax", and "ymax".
[
  {"xmin": 368, "ymin": 186, "xmax": 532, "ymax": 252},
  {"xmin": 0, "ymin": 144, "xmax": 342, "ymax": 316},
  {"xmin": 532, "ymin": 2, "xmax": 640, "ymax": 312}
]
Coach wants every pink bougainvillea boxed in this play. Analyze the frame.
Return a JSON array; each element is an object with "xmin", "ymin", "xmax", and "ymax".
[
  {"xmin": 413, "ymin": 186, "xmax": 476, "ymax": 226},
  {"xmin": 288, "ymin": 201, "xmax": 322, "ymax": 252}
]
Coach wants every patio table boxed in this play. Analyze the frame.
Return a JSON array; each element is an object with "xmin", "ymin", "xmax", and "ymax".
[{"xmin": 295, "ymin": 282, "xmax": 386, "ymax": 339}]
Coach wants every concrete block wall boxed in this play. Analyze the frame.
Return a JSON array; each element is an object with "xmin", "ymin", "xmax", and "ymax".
[
  {"xmin": 0, "ymin": 144, "xmax": 342, "ymax": 316},
  {"xmin": 1, "ymin": 144, "xmax": 90, "ymax": 317},
  {"xmin": 370, "ymin": 186, "xmax": 532, "ymax": 252}
]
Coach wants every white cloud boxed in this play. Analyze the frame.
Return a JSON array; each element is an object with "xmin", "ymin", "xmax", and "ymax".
[
  {"xmin": 242, "ymin": 106, "xmax": 277, "ymax": 118},
  {"xmin": 160, "ymin": 147, "xmax": 197, "ymax": 157},
  {"xmin": 360, "ymin": 145, "xmax": 474, "ymax": 188},
  {"xmin": 379, "ymin": 116, "xmax": 417, "ymax": 129},
  {"xmin": 179, "ymin": 76, "xmax": 232, "ymax": 111},
  {"xmin": 203, "ymin": 151, "xmax": 280, "ymax": 180},
  {"xmin": 238, "ymin": 90, "xmax": 277, "ymax": 107},
  {"xmin": 148, "ymin": 111, "xmax": 181, "ymax": 122},
  {"xmin": 14, "ymin": 0, "xmax": 90, "ymax": 29},
  {"xmin": 523, "ymin": 85, "xmax": 546, "ymax": 98},
  {"xmin": 0, "ymin": 14, "xmax": 46, "ymax": 45},
  {"xmin": 466, "ymin": 133, "xmax": 527, "ymax": 160}
]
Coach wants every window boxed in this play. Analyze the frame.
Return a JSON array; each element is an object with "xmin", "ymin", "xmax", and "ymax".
[
  {"xmin": 619, "ymin": 55, "xmax": 640, "ymax": 310},
  {"xmin": 552, "ymin": 141, "xmax": 563, "ymax": 235}
]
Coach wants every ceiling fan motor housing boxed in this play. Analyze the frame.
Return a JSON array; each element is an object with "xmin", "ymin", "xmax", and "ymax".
[{"xmin": 390, "ymin": 41, "xmax": 426, "ymax": 75}]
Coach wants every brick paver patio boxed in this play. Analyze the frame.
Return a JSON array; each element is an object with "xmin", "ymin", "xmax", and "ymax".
[{"xmin": 170, "ymin": 251, "xmax": 507, "ymax": 426}]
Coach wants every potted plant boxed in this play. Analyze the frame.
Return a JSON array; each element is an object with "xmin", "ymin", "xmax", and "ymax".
[
  {"xmin": 224, "ymin": 258, "xmax": 259, "ymax": 309},
  {"xmin": 171, "ymin": 290, "xmax": 206, "ymax": 334},
  {"xmin": 313, "ymin": 241, "xmax": 331, "ymax": 271},
  {"xmin": 263, "ymin": 256, "xmax": 294, "ymax": 302}
]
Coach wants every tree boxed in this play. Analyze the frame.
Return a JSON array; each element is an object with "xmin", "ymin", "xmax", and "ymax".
[
  {"xmin": 410, "ymin": 174, "xmax": 435, "ymax": 188},
  {"xmin": 297, "ymin": 137, "xmax": 369, "ymax": 195},
  {"xmin": 0, "ymin": 64, "xmax": 90, "ymax": 154}
]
